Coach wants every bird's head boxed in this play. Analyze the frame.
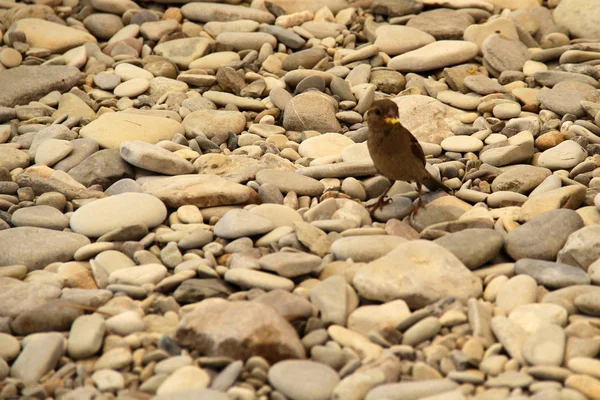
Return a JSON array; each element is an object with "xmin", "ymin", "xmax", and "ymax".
[{"xmin": 367, "ymin": 99, "xmax": 400, "ymax": 126}]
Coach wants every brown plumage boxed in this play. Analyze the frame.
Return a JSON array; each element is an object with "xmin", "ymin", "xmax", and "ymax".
[{"xmin": 366, "ymin": 99, "xmax": 451, "ymax": 214}]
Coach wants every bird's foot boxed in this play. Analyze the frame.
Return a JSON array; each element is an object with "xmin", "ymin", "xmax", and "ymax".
[
  {"xmin": 366, "ymin": 196, "xmax": 393, "ymax": 216},
  {"xmin": 410, "ymin": 198, "xmax": 426, "ymax": 216}
]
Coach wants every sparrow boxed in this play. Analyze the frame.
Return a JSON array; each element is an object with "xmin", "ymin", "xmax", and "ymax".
[{"xmin": 366, "ymin": 99, "xmax": 451, "ymax": 215}]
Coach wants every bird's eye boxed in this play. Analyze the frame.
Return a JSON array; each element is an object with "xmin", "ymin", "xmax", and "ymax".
[{"xmin": 373, "ymin": 108, "xmax": 382, "ymax": 116}]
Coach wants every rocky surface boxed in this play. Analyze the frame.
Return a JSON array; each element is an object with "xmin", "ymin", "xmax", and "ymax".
[{"xmin": 0, "ymin": 0, "xmax": 600, "ymax": 399}]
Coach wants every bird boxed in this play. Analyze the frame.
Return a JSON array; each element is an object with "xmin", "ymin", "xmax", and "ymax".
[{"xmin": 366, "ymin": 99, "xmax": 451, "ymax": 215}]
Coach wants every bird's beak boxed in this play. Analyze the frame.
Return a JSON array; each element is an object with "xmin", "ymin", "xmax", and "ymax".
[{"xmin": 383, "ymin": 112, "xmax": 400, "ymax": 125}]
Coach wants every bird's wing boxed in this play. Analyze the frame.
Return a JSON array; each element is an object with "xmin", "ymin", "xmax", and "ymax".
[{"xmin": 409, "ymin": 132, "xmax": 426, "ymax": 167}]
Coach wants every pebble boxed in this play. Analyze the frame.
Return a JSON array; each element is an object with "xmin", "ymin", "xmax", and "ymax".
[
  {"xmin": 537, "ymin": 140, "xmax": 588, "ymax": 170},
  {"xmin": 268, "ymin": 360, "xmax": 340, "ymax": 400},
  {"xmin": 70, "ymin": 193, "xmax": 167, "ymax": 237},
  {"xmin": 80, "ymin": 112, "xmax": 184, "ymax": 149},
  {"xmin": 505, "ymin": 209, "xmax": 584, "ymax": 260},
  {"xmin": 388, "ymin": 41, "xmax": 478, "ymax": 72}
]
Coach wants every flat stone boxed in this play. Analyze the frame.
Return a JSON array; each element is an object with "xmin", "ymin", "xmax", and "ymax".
[
  {"xmin": 154, "ymin": 37, "xmax": 211, "ymax": 69},
  {"xmin": 440, "ymin": 136, "xmax": 484, "ymax": 153},
  {"xmin": 479, "ymin": 130, "xmax": 535, "ymax": 167},
  {"xmin": 214, "ymin": 209, "xmax": 274, "ymax": 239},
  {"xmin": 388, "ymin": 41, "xmax": 478, "ymax": 72},
  {"xmin": 283, "ymin": 92, "xmax": 341, "ymax": 134},
  {"xmin": 537, "ymin": 140, "xmax": 587, "ymax": 170},
  {"xmin": 156, "ymin": 366, "xmax": 210, "ymax": 395},
  {"xmin": 249, "ymin": 204, "xmax": 303, "ymax": 228},
  {"xmin": 508, "ymin": 303, "xmax": 568, "ymax": 334},
  {"xmin": 176, "ymin": 298, "xmax": 305, "ymax": 363},
  {"xmin": 11, "ymin": 205, "xmax": 69, "ymax": 231},
  {"xmin": 505, "ymin": 209, "xmax": 583, "ymax": 261},
  {"xmin": 347, "ymin": 299, "xmax": 411, "ymax": 337},
  {"xmin": 0, "ymin": 227, "xmax": 90, "ymax": 270},
  {"xmin": 0, "ymin": 145, "xmax": 29, "ymax": 171},
  {"xmin": 10, "ymin": 332, "xmax": 64, "ymax": 384},
  {"xmin": 182, "ymin": 110, "xmax": 246, "ymax": 139},
  {"xmin": 375, "ymin": 25, "xmax": 435, "ymax": 56},
  {"xmin": 120, "ymin": 140, "xmax": 194, "ymax": 175},
  {"xmin": 331, "ymin": 235, "xmax": 406, "ymax": 262},
  {"xmin": 268, "ymin": 360, "xmax": 340, "ymax": 400},
  {"xmin": 520, "ymin": 185, "xmax": 587, "ymax": 221},
  {"xmin": 0, "ymin": 277, "xmax": 61, "ymax": 318},
  {"xmin": 252, "ymin": 289, "xmax": 313, "ymax": 321},
  {"xmin": 496, "ymin": 275, "xmax": 538, "ymax": 313},
  {"xmin": 554, "ymin": 0, "xmax": 600, "ymax": 39},
  {"xmin": 80, "ymin": 112, "xmax": 184, "ymax": 149},
  {"xmin": 141, "ymin": 175, "xmax": 252, "ymax": 208},
  {"xmin": 537, "ymin": 89, "xmax": 586, "ymax": 117},
  {"xmin": 352, "ymin": 240, "xmax": 482, "ymax": 308},
  {"xmin": 556, "ymin": 226, "xmax": 600, "ymax": 271},
  {"xmin": 434, "ymin": 228, "xmax": 504, "ymax": 269},
  {"xmin": 482, "ymin": 34, "xmax": 530, "ymax": 74},
  {"xmin": 365, "ymin": 380, "xmax": 458, "ymax": 400},
  {"xmin": 256, "ymin": 169, "xmax": 324, "ymax": 196},
  {"xmin": 491, "ymin": 165, "xmax": 551, "ymax": 194},
  {"xmin": 181, "ymin": 3, "xmax": 274, "ymax": 23},
  {"xmin": 7, "ymin": 18, "xmax": 96, "ymax": 53},
  {"xmin": 70, "ymin": 193, "xmax": 167, "ymax": 237},
  {"xmin": 464, "ymin": 17, "xmax": 519, "ymax": 51},
  {"xmin": 68, "ymin": 313, "xmax": 106, "ymax": 360},
  {"xmin": 0, "ymin": 66, "xmax": 81, "ymax": 108},
  {"xmin": 515, "ymin": 258, "xmax": 591, "ymax": 288},
  {"xmin": 542, "ymin": 285, "xmax": 600, "ymax": 315},
  {"xmin": 259, "ymin": 252, "xmax": 322, "ymax": 278},
  {"xmin": 68, "ymin": 148, "xmax": 134, "ymax": 188},
  {"xmin": 406, "ymin": 8, "xmax": 474, "ymax": 40}
]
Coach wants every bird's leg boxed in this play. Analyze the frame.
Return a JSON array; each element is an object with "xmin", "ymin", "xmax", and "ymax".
[
  {"xmin": 366, "ymin": 180, "xmax": 395, "ymax": 215},
  {"xmin": 411, "ymin": 181, "xmax": 426, "ymax": 215}
]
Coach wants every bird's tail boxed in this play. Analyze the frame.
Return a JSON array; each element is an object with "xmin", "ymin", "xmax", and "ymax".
[{"xmin": 422, "ymin": 176, "xmax": 452, "ymax": 194}]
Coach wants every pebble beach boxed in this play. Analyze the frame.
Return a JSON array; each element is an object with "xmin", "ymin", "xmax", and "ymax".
[{"xmin": 1, "ymin": 0, "xmax": 600, "ymax": 399}]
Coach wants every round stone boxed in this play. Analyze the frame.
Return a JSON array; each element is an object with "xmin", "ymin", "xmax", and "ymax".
[
  {"xmin": 268, "ymin": 360, "xmax": 340, "ymax": 400},
  {"xmin": 70, "ymin": 193, "xmax": 167, "ymax": 237},
  {"xmin": 0, "ymin": 48, "xmax": 23, "ymax": 68},
  {"xmin": 113, "ymin": 78, "xmax": 150, "ymax": 98},
  {"xmin": 440, "ymin": 136, "xmax": 484, "ymax": 152}
]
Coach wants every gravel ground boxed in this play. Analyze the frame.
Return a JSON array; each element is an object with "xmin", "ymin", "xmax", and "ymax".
[{"xmin": 1, "ymin": 0, "xmax": 600, "ymax": 399}]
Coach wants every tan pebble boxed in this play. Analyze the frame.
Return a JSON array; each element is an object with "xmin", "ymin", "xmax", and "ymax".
[{"xmin": 0, "ymin": 48, "xmax": 22, "ymax": 68}]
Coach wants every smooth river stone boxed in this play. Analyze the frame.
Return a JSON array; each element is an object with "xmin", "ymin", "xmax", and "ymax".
[
  {"xmin": 141, "ymin": 175, "xmax": 252, "ymax": 208},
  {"xmin": 440, "ymin": 136, "xmax": 483, "ymax": 152},
  {"xmin": 0, "ymin": 145, "xmax": 29, "ymax": 170},
  {"xmin": 181, "ymin": 3, "xmax": 275, "ymax": 23},
  {"xmin": 388, "ymin": 41, "xmax": 478, "ymax": 72},
  {"xmin": 80, "ymin": 112, "xmax": 184, "ymax": 149},
  {"xmin": 256, "ymin": 169, "xmax": 324, "ymax": 196},
  {"xmin": 375, "ymin": 25, "xmax": 435, "ymax": 56},
  {"xmin": 70, "ymin": 193, "xmax": 167, "ymax": 237},
  {"xmin": 182, "ymin": 110, "xmax": 246, "ymax": 139},
  {"xmin": 353, "ymin": 240, "xmax": 482, "ymax": 308},
  {"xmin": 154, "ymin": 37, "xmax": 211, "ymax": 69},
  {"xmin": 176, "ymin": 298, "xmax": 305, "ymax": 363},
  {"xmin": 268, "ymin": 360, "xmax": 340, "ymax": 400},
  {"xmin": 0, "ymin": 66, "xmax": 81, "ymax": 108},
  {"xmin": 537, "ymin": 140, "xmax": 587, "ymax": 170},
  {"xmin": 7, "ymin": 18, "xmax": 96, "ymax": 53},
  {"xmin": 120, "ymin": 140, "xmax": 194, "ymax": 175},
  {"xmin": 0, "ymin": 227, "xmax": 90, "ymax": 270},
  {"xmin": 331, "ymin": 235, "xmax": 406, "ymax": 262}
]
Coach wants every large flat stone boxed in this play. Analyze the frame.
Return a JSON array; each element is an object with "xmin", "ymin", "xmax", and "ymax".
[
  {"xmin": 0, "ymin": 227, "xmax": 90, "ymax": 271},
  {"xmin": 0, "ymin": 66, "xmax": 81, "ymax": 107}
]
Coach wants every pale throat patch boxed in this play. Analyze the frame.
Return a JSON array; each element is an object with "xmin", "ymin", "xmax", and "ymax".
[{"xmin": 383, "ymin": 117, "xmax": 400, "ymax": 125}]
